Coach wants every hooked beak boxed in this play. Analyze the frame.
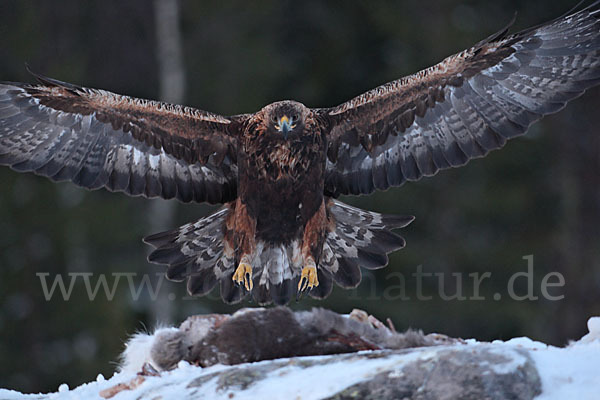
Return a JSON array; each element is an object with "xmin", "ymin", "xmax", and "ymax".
[{"xmin": 277, "ymin": 115, "xmax": 294, "ymax": 138}]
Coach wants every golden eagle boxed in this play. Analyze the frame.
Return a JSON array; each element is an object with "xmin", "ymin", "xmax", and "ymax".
[{"xmin": 1, "ymin": 3, "xmax": 599, "ymax": 305}]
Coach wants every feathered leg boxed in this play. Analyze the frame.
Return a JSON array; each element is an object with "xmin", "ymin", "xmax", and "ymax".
[
  {"xmin": 230, "ymin": 199, "xmax": 257, "ymax": 291},
  {"xmin": 298, "ymin": 201, "xmax": 328, "ymax": 292}
]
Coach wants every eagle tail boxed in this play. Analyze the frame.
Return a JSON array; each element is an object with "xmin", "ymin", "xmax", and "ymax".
[
  {"xmin": 143, "ymin": 207, "xmax": 245, "ymax": 304},
  {"xmin": 314, "ymin": 200, "xmax": 414, "ymax": 295},
  {"xmin": 143, "ymin": 200, "xmax": 414, "ymax": 306},
  {"xmin": 247, "ymin": 200, "xmax": 414, "ymax": 305}
]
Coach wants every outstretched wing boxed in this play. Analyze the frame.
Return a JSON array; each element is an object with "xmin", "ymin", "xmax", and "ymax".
[
  {"xmin": 0, "ymin": 72, "xmax": 244, "ymax": 203},
  {"xmin": 321, "ymin": 2, "xmax": 600, "ymax": 196}
]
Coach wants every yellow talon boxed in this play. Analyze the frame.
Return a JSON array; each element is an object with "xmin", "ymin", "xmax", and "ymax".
[
  {"xmin": 233, "ymin": 262, "xmax": 253, "ymax": 291},
  {"xmin": 298, "ymin": 264, "xmax": 319, "ymax": 292}
]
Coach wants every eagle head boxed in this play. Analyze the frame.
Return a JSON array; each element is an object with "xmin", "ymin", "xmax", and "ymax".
[{"xmin": 265, "ymin": 101, "xmax": 309, "ymax": 139}]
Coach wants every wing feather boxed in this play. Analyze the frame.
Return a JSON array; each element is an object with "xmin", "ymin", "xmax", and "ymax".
[
  {"xmin": 0, "ymin": 75, "xmax": 243, "ymax": 203},
  {"xmin": 322, "ymin": 2, "xmax": 600, "ymax": 196}
]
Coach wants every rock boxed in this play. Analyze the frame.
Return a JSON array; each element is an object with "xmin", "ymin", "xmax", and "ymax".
[
  {"xmin": 98, "ymin": 344, "xmax": 541, "ymax": 400},
  {"xmin": 323, "ymin": 346, "xmax": 541, "ymax": 400}
]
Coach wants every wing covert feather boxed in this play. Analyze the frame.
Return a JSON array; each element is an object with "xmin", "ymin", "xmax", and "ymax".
[
  {"xmin": 0, "ymin": 75, "xmax": 244, "ymax": 203},
  {"xmin": 322, "ymin": 2, "xmax": 600, "ymax": 196}
]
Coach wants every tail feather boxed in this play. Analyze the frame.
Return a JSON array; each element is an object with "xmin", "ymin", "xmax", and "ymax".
[
  {"xmin": 380, "ymin": 214, "xmax": 416, "ymax": 229},
  {"xmin": 251, "ymin": 279, "xmax": 271, "ymax": 304},
  {"xmin": 148, "ymin": 246, "xmax": 189, "ymax": 268},
  {"xmin": 144, "ymin": 207, "xmax": 228, "ymax": 274},
  {"xmin": 142, "ymin": 228, "xmax": 180, "ymax": 248},
  {"xmin": 368, "ymin": 230, "xmax": 407, "ymax": 253},
  {"xmin": 356, "ymin": 248, "xmax": 389, "ymax": 270},
  {"xmin": 317, "ymin": 199, "xmax": 413, "ymax": 290},
  {"xmin": 328, "ymin": 201, "xmax": 414, "ymax": 230},
  {"xmin": 270, "ymin": 279, "xmax": 295, "ymax": 306},
  {"xmin": 332, "ymin": 257, "xmax": 362, "ymax": 289},
  {"xmin": 254, "ymin": 244, "xmax": 299, "ymax": 305},
  {"xmin": 220, "ymin": 273, "xmax": 245, "ymax": 304},
  {"xmin": 187, "ymin": 269, "xmax": 218, "ymax": 297},
  {"xmin": 308, "ymin": 268, "xmax": 334, "ymax": 300},
  {"xmin": 144, "ymin": 199, "xmax": 414, "ymax": 305},
  {"xmin": 165, "ymin": 259, "xmax": 193, "ymax": 282},
  {"xmin": 144, "ymin": 207, "xmax": 239, "ymax": 303}
]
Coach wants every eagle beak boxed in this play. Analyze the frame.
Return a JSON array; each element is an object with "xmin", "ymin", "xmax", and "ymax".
[{"xmin": 277, "ymin": 115, "xmax": 294, "ymax": 138}]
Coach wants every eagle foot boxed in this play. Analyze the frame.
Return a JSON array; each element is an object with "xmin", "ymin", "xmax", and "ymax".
[
  {"xmin": 232, "ymin": 262, "xmax": 253, "ymax": 291},
  {"xmin": 298, "ymin": 263, "xmax": 319, "ymax": 292}
]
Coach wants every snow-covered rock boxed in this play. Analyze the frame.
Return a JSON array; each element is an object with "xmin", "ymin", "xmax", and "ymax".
[{"xmin": 1, "ymin": 311, "xmax": 599, "ymax": 400}]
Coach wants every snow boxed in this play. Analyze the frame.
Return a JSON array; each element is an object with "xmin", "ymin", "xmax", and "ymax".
[
  {"xmin": 499, "ymin": 336, "xmax": 548, "ymax": 350},
  {"xmin": 57, "ymin": 384, "xmax": 69, "ymax": 393},
  {"xmin": 580, "ymin": 316, "xmax": 600, "ymax": 343},
  {"xmin": 533, "ymin": 341, "xmax": 600, "ymax": 400},
  {"xmin": 0, "ymin": 316, "xmax": 599, "ymax": 400},
  {"xmin": 0, "ymin": 351, "xmax": 437, "ymax": 400},
  {"xmin": 226, "ymin": 350, "xmax": 437, "ymax": 400},
  {"xmin": 531, "ymin": 317, "xmax": 600, "ymax": 400},
  {"xmin": 486, "ymin": 347, "xmax": 528, "ymax": 375}
]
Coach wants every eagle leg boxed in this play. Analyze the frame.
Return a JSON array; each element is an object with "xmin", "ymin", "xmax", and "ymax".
[
  {"xmin": 298, "ymin": 201, "xmax": 329, "ymax": 293},
  {"xmin": 232, "ymin": 256, "xmax": 253, "ymax": 291},
  {"xmin": 229, "ymin": 199, "xmax": 257, "ymax": 292},
  {"xmin": 298, "ymin": 257, "xmax": 319, "ymax": 292}
]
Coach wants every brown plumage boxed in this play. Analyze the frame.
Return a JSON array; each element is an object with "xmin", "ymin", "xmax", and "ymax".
[{"xmin": 1, "ymin": 3, "xmax": 600, "ymax": 304}]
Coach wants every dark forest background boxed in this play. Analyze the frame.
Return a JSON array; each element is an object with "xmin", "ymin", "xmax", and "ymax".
[{"xmin": 1, "ymin": 0, "xmax": 599, "ymax": 393}]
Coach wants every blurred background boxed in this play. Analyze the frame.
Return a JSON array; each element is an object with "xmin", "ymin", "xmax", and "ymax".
[{"xmin": 1, "ymin": 0, "xmax": 599, "ymax": 393}]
